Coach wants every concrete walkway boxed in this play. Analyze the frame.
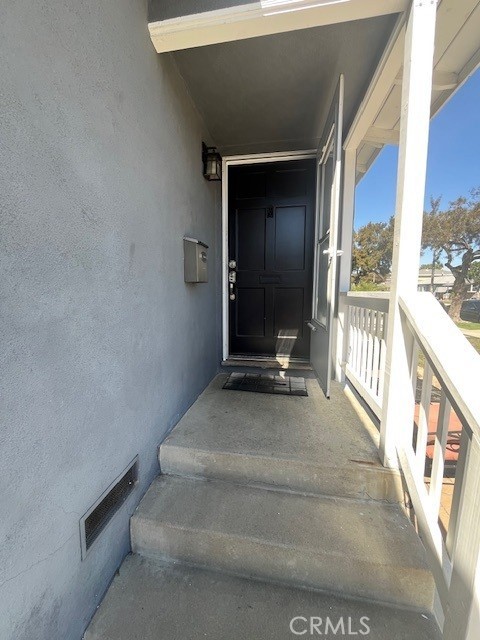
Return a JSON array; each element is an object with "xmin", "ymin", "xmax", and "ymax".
[
  {"xmin": 85, "ymin": 374, "xmax": 440, "ymax": 640},
  {"xmin": 461, "ymin": 328, "xmax": 480, "ymax": 339},
  {"xmin": 161, "ymin": 374, "xmax": 403, "ymax": 502}
]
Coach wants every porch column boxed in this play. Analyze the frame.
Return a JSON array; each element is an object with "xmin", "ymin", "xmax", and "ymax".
[
  {"xmin": 334, "ymin": 147, "xmax": 357, "ymax": 382},
  {"xmin": 379, "ymin": 0, "xmax": 438, "ymax": 467}
]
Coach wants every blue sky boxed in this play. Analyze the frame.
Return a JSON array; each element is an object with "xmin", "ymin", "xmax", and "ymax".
[{"xmin": 355, "ymin": 68, "xmax": 480, "ymax": 231}]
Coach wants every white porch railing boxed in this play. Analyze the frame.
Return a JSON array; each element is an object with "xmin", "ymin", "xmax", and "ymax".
[
  {"xmin": 340, "ymin": 291, "xmax": 480, "ymax": 638},
  {"xmin": 339, "ymin": 292, "xmax": 389, "ymax": 418}
]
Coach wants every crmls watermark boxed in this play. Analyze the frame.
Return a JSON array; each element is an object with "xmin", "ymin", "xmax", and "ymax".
[{"xmin": 289, "ymin": 616, "xmax": 371, "ymax": 636}]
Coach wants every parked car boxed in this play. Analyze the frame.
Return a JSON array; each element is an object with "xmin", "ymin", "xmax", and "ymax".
[{"xmin": 460, "ymin": 299, "xmax": 480, "ymax": 323}]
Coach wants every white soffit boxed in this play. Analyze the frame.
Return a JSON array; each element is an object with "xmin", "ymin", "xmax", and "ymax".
[
  {"xmin": 148, "ymin": 0, "xmax": 408, "ymax": 53},
  {"xmin": 351, "ymin": 0, "xmax": 480, "ymax": 182}
]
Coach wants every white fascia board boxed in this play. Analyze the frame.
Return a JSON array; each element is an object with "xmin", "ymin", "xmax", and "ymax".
[
  {"xmin": 260, "ymin": 0, "xmax": 349, "ymax": 15},
  {"xmin": 148, "ymin": 0, "xmax": 409, "ymax": 53},
  {"xmin": 344, "ymin": 11, "xmax": 406, "ymax": 151}
]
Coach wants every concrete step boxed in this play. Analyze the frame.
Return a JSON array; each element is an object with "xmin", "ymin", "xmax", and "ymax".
[
  {"xmin": 131, "ymin": 475, "xmax": 435, "ymax": 612},
  {"xmin": 160, "ymin": 375, "xmax": 404, "ymax": 503},
  {"xmin": 161, "ymin": 442, "xmax": 403, "ymax": 502},
  {"xmin": 85, "ymin": 554, "xmax": 441, "ymax": 640}
]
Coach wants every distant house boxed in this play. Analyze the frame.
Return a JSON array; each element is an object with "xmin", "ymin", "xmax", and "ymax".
[
  {"xmin": 417, "ymin": 268, "xmax": 455, "ymax": 296},
  {"xmin": 417, "ymin": 268, "xmax": 478, "ymax": 298}
]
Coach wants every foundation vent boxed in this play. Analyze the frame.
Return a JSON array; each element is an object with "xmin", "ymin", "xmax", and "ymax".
[{"xmin": 80, "ymin": 457, "xmax": 138, "ymax": 558}]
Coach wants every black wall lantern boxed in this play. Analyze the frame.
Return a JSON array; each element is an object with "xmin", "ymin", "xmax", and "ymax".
[{"xmin": 202, "ymin": 142, "xmax": 222, "ymax": 182}]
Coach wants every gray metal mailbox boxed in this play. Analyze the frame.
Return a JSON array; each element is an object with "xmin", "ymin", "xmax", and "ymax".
[{"xmin": 184, "ymin": 237, "xmax": 208, "ymax": 283}]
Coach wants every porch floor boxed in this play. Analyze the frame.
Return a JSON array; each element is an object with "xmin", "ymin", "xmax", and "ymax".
[{"xmin": 160, "ymin": 374, "xmax": 403, "ymax": 502}]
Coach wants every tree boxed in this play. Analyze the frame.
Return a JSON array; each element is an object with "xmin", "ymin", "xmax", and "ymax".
[
  {"xmin": 422, "ymin": 190, "xmax": 480, "ymax": 321},
  {"xmin": 351, "ymin": 219, "xmax": 394, "ymax": 287},
  {"xmin": 468, "ymin": 262, "xmax": 480, "ymax": 291},
  {"xmin": 352, "ymin": 279, "xmax": 385, "ymax": 292}
]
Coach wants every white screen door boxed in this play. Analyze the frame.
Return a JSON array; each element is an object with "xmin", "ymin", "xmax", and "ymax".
[{"xmin": 310, "ymin": 75, "xmax": 344, "ymax": 397}]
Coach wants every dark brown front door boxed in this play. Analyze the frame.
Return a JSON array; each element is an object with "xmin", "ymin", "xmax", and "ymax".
[{"xmin": 228, "ymin": 159, "xmax": 315, "ymax": 359}]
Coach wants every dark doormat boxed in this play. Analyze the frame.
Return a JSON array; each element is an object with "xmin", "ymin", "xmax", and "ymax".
[{"xmin": 223, "ymin": 373, "xmax": 308, "ymax": 397}]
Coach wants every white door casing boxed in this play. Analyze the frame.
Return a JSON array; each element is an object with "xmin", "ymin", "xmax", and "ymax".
[{"xmin": 309, "ymin": 75, "xmax": 345, "ymax": 396}]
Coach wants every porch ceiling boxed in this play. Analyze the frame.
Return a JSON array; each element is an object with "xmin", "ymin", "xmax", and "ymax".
[
  {"xmin": 149, "ymin": 1, "xmax": 247, "ymax": 23},
  {"xmin": 172, "ymin": 15, "xmax": 398, "ymax": 155}
]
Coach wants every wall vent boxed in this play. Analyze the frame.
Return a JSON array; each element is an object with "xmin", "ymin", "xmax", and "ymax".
[{"xmin": 80, "ymin": 456, "xmax": 138, "ymax": 558}]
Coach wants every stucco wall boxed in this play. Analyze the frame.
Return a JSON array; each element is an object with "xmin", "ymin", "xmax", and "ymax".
[{"xmin": 0, "ymin": 1, "xmax": 221, "ymax": 638}]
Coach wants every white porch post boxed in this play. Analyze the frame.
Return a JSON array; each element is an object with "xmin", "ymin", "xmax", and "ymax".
[
  {"xmin": 334, "ymin": 147, "xmax": 357, "ymax": 382},
  {"xmin": 379, "ymin": 0, "xmax": 437, "ymax": 467}
]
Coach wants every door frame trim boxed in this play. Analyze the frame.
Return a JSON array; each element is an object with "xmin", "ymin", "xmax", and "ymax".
[{"xmin": 221, "ymin": 150, "xmax": 317, "ymax": 361}]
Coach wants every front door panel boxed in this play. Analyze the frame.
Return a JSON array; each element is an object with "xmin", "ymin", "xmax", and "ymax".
[{"xmin": 228, "ymin": 159, "xmax": 315, "ymax": 359}]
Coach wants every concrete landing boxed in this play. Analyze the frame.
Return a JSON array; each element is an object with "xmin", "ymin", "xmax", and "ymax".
[
  {"xmin": 85, "ymin": 554, "xmax": 440, "ymax": 640},
  {"xmin": 131, "ymin": 475, "xmax": 434, "ymax": 611},
  {"xmin": 161, "ymin": 374, "xmax": 403, "ymax": 502}
]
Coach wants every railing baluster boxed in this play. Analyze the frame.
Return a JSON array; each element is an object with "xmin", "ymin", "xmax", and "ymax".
[
  {"xmin": 371, "ymin": 311, "xmax": 380, "ymax": 395},
  {"xmin": 360, "ymin": 308, "xmax": 369, "ymax": 383},
  {"xmin": 362, "ymin": 309, "xmax": 369, "ymax": 384},
  {"xmin": 365, "ymin": 310, "xmax": 375, "ymax": 389},
  {"xmin": 350, "ymin": 306, "xmax": 355, "ymax": 371},
  {"xmin": 378, "ymin": 312, "xmax": 387, "ymax": 402},
  {"xmin": 350, "ymin": 307, "xmax": 358, "ymax": 369},
  {"xmin": 402, "ymin": 337, "xmax": 419, "ymax": 453},
  {"xmin": 429, "ymin": 389, "xmax": 452, "ymax": 516},
  {"xmin": 352, "ymin": 307, "xmax": 362, "ymax": 375},
  {"xmin": 354, "ymin": 307, "xmax": 362, "ymax": 375},
  {"xmin": 356, "ymin": 307, "xmax": 363, "ymax": 376},
  {"xmin": 416, "ymin": 361, "xmax": 433, "ymax": 478},
  {"xmin": 356, "ymin": 307, "xmax": 362, "ymax": 377},
  {"xmin": 445, "ymin": 427, "xmax": 470, "ymax": 557},
  {"xmin": 410, "ymin": 337, "xmax": 419, "ymax": 394},
  {"xmin": 346, "ymin": 305, "xmax": 353, "ymax": 365},
  {"xmin": 351, "ymin": 306, "xmax": 358, "ymax": 371}
]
